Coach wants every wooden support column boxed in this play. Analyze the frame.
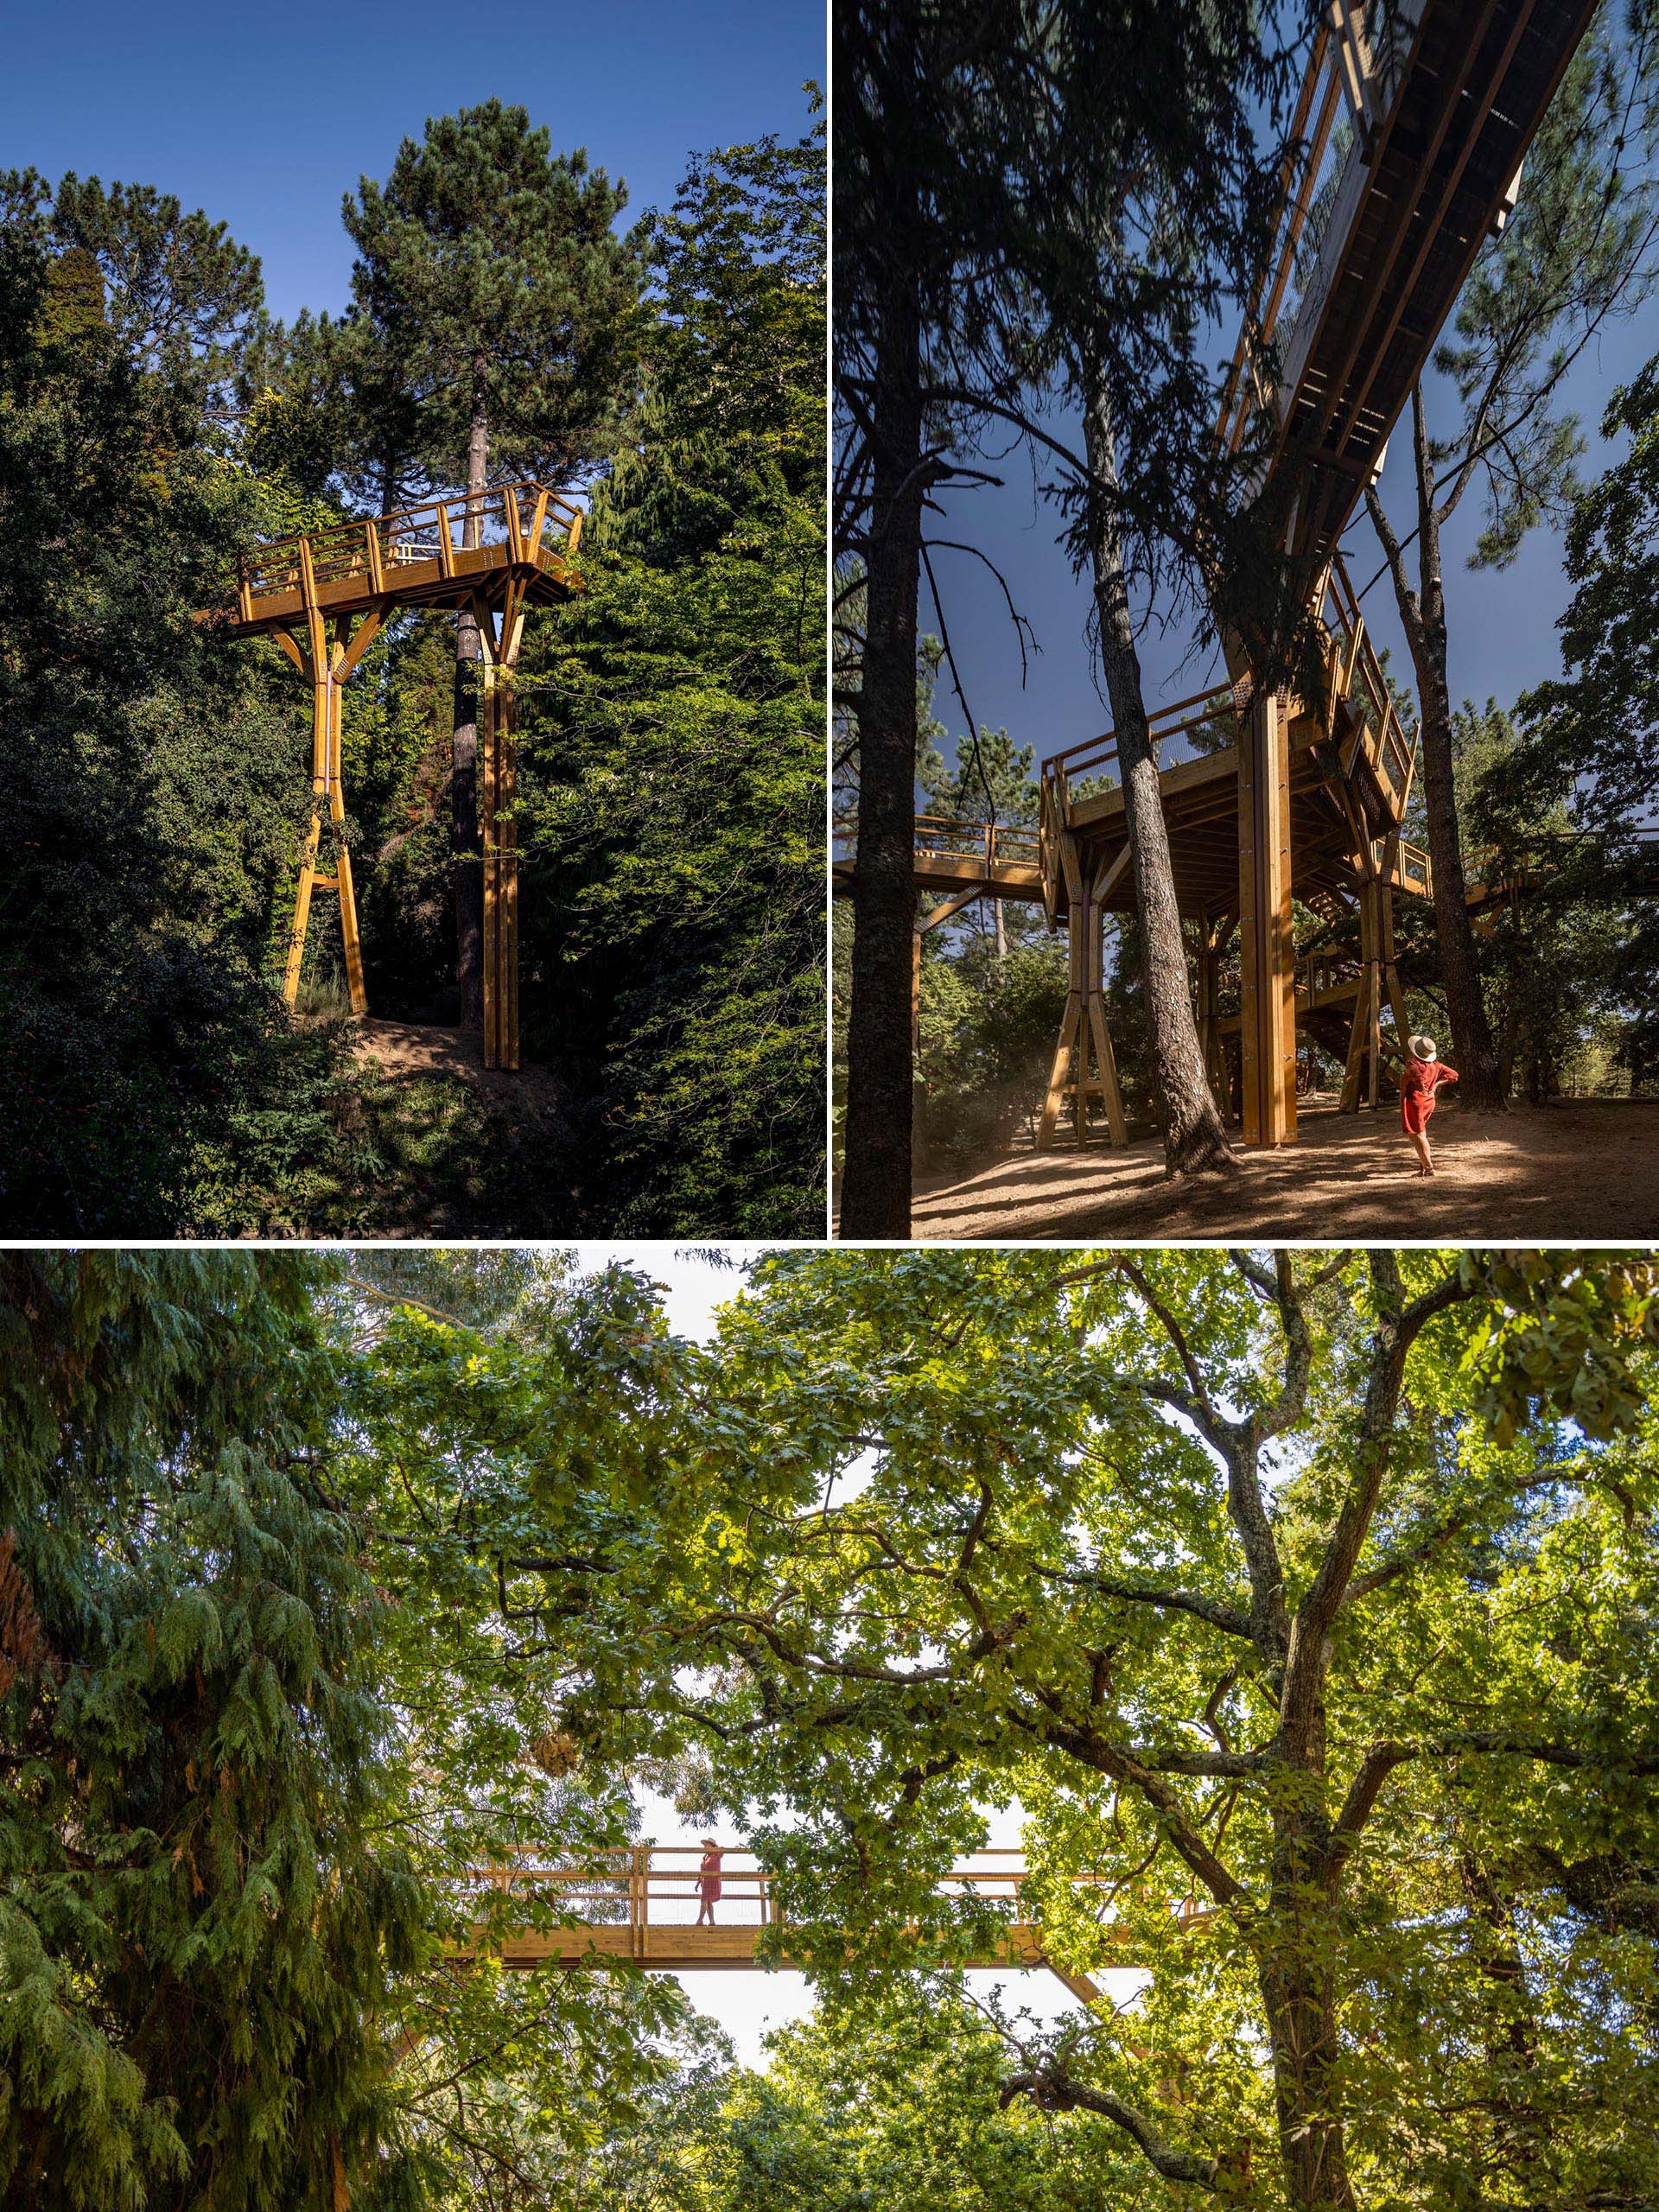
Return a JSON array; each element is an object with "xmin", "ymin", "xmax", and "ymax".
[
  {"xmin": 1238, "ymin": 688, "xmax": 1297, "ymax": 1146},
  {"xmin": 278, "ymin": 580, "xmax": 383, "ymax": 1015},
  {"xmin": 1036, "ymin": 842, "xmax": 1128, "ymax": 1150},
  {"xmin": 1376, "ymin": 879, "xmax": 1409, "ymax": 1051},
  {"xmin": 327, "ymin": 644, "xmax": 366, "ymax": 1015},
  {"xmin": 480, "ymin": 597, "xmax": 524, "ymax": 1071},
  {"xmin": 1338, "ymin": 875, "xmax": 1381, "ymax": 1112},
  {"xmin": 281, "ymin": 645, "xmax": 327, "ymax": 1009}
]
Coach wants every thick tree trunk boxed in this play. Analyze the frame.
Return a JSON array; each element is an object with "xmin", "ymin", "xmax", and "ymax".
[
  {"xmin": 1080, "ymin": 370, "xmax": 1236, "ymax": 1177},
  {"xmin": 1392, "ymin": 389, "xmax": 1505, "ymax": 1108},
  {"xmin": 452, "ymin": 354, "xmax": 489, "ymax": 1033},
  {"xmin": 840, "ymin": 207, "xmax": 923, "ymax": 1236},
  {"xmin": 1259, "ymin": 1952, "xmax": 1359, "ymax": 2212}
]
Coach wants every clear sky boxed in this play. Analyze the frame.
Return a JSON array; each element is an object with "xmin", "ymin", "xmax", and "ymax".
[
  {"xmin": 919, "ymin": 260, "xmax": 1659, "ymax": 791},
  {"xmin": 0, "ymin": 0, "xmax": 824, "ymax": 326},
  {"xmin": 587, "ymin": 1246, "xmax": 1116, "ymax": 2067}
]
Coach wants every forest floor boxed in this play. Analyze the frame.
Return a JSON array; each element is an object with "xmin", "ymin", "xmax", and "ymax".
[
  {"xmin": 320, "ymin": 1018, "xmax": 578, "ymax": 1236},
  {"xmin": 906, "ymin": 1096, "xmax": 1659, "ymax": 1242}
]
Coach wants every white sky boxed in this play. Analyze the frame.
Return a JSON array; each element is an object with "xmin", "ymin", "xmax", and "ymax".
[{"xmin": 575, "ymin": 1246, "xmax": 1135, "ymax": 2066}]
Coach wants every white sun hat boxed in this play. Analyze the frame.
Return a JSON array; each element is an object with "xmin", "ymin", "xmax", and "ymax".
[{"xmin": 1408, "ymin": 1034, "xmax": 1438, "ymax": 1062}]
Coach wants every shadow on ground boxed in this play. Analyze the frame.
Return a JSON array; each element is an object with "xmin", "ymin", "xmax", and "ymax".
[{"xmin": 904, "ymin": 1099, "xmax": 1659, "ymax": 1243}]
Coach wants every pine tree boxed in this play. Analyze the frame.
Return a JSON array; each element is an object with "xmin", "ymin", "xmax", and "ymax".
[
  {"xmin": 340, "ymin": 104, "xmax": 642, "ymax": 1029},
  {"xmin": 513, "ymin": 115, "xmax": 825, "ymax": 1233},
  {"xmin": 50, "ymin": 171, "xmax": 264, "ymax": 418}
]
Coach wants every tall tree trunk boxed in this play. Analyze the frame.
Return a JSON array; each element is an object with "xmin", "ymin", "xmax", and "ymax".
[
  {"xmin": 840, "ymin": 197, "xmax": 924, "ymax": 1236},
  {"xmin": 1080, "ymin": 366, "xmax": 1236, "ymax": 1176},
  {"xmin": 452, "ymin": 352, "xmax": 489, "ymax": 1033},
  {"xmin": 1259, "ymin": 1953, "xmax": 1359, "ymax": 2212},
  {"xmin": 1370, "ymin": 386, "xmax": 1504, "ymax": 1107}
]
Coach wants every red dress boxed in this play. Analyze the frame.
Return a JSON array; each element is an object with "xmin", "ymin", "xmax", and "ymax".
[
  {"xmin": 698, "ymin": 1849, "xmax": 723, "ymax": 1904},
  {"xmin": 1400, "ymin": 1058, "xmax": 1458, "ymax": 1134}
]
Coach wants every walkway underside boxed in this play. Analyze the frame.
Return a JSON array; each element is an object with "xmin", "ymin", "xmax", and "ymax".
[
  {"xmin": 457, "ymin": 1921, "xmax": 1077, "ymax": 1974},
  {"xmin": 1229, "ymin": 0, "xmax": 1599, "ymax": 569}
]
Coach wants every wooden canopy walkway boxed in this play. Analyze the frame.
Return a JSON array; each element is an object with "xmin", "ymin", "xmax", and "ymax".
[
  {"xmin": 450, "ymin": 1847, "xmax": 1205, "ymax": 1997},
  {"xmin": 204, "ymin": 482, "xmax": 584, "ymax": 1069},
  {"xmin": 838, "ymin": 0, "xmax": 1601, "ymax": 1156},
  {"xmin": 1222, "ymin": 0, "xmax": 1598, "ymax": 570}
]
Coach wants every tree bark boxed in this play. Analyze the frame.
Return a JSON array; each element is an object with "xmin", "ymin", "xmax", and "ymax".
[
  {"xmin": 840, "ymin": 196, "xmax": 924, "ymax": 1236},
  {"xmin": 1367, "ymin": 386, "xmax": 1504, "ymax": 1108},
  {"xmin": 452, "ymin": 350, "xmax": 489, "ymax": 1033},
  {"xmin": 1259, "ymin": 1948, "xmax": 1359, "ymax": 2212},
  {"xmin": 1080, "ymin": 366, "xmax": 1236, "ymax": 1176}
]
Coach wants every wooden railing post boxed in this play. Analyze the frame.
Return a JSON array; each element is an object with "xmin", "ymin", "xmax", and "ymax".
[{"xmin": 631, "ymin": 1845, "xmax": 649, "ymax": 1960}]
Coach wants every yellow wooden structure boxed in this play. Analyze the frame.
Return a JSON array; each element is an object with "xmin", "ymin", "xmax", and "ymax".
[
  {"xmin": 448, "ymin": 1845, "xmax": 1208, "ymax": 1993},
  {"xmin": 211, "ymin": 482, "xmax": 583, "ymax": 1068},
  {"xmin": 836, "ymin": 0, "xmax": 1599, "ymax": 1154}
]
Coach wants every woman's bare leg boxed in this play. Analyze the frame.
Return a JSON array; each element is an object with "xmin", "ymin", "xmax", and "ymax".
[{"xmin": 1409, "ymin": 1130, "xmax": 1433, "ymax": 1176}]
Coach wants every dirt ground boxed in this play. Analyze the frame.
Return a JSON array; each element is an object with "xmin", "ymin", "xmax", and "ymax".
[
  {"xmin": 908, "ymin": 1097, "xmax": 1659, "ymax": 1243},
  {"xmin": 351, "ymin": 1017, "xmax": 569, "ymax": 1113},
  {"xmin": 338, "ymin": 1018, "xmax": 577, "ymax": 1236}
]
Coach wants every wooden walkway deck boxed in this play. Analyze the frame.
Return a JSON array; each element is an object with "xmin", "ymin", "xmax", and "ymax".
[
  {"xmin": 219, "ymin": 482, "xmax": 583, "ymax": 639},
  {"xmin": 451, "ymin": 1847, "xmax": 1205, "ymax": 1989},
  {"xmin": 1224, "ymin": 0, "xmax": 1599, "ymax": 567}
]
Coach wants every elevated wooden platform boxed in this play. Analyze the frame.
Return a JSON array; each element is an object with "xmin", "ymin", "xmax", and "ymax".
[
  {"xmin": 470, "ymin": 1918, "xmax": 1064, "ymax": 1974},
  {"xmin": 1224, "ymin": 0, "xmax": 1599, "ymax": 566},
  {"xmin": 204, "ymin": 483, "xmax": 583, "ymax": 1068},
  {"xmin": 220, "ymin": 483, "xmax": 583, "ymax": 639},
  {"xmin": 449, "ymin": 1848, "xmax": 1205, "ymax": 1982},
  {"xmin": 835, "ymin": 3, "xmax": 1600, "ymax": 1167}
]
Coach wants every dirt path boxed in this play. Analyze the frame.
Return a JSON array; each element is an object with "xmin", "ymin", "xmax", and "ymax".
[{"xmin": 906, "ymin": 1099, "xmax": 1659, "ymax": 1242}]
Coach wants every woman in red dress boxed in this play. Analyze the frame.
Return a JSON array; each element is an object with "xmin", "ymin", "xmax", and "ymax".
[
  {"xmin": 1399, "ymin": 1033, "xmax": 1459, "ymax": 1176},
  {"xmin": 695, "ymin": 1837, "xmax": 724, "ymax": 1926}
]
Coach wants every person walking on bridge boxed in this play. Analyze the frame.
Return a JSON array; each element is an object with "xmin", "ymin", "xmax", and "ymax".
[{"xmin": 695, "ymin": 1837, "xmax": 724, "ymax": 1926}]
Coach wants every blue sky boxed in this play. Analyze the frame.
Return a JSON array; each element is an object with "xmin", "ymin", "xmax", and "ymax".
[
  {"xmin": 0, "ymin": 0, "xmax": 823, "ymax": 325},
  {"xmin": 920, "ymin": 288, "xmax": 1659, "ymax": 788}
]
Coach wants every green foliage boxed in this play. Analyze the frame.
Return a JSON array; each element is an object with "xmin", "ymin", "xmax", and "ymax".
[
  {"xmin": 0, "ymin": 94, "xmax": 824, "ymax": 1233},
  {"xmin": 21, "ymin": 1249, "xmax": 1656, "ymax": 2209},
  {"xmin": 713, "ymin": 1990, "xmax": 1118, "ymax": 2212},
  {"xmin": 50, "ymin": 171, "xmax": 264, "ymax": 415},
  {"xmin": 1514, "ymin": 358, "xmax": 1659, "ymax": 828},
  {"xmin": 0, "ymin": 1253, "xmax": 425, "ymax": 2211},
  {"xmin": 515, "ymin": 114, "xmax": 826, "ymax": 1232},
  {"xmin": 341, "ymin": 101, "xmax": 641, "ymax": 490},
  {"xmin": 364, "ymin": 1248, "xmax": 1659, "ymax": 2211},
  {"xmin": 918, "ymin": 937, "xmax": 1067, "ymax": 1166},
  {"xmin": 0, "ymin": 200, "xmax": 377, "ymax": 1234}
]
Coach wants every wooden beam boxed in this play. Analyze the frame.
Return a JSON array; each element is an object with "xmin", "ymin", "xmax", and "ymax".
[
  {"xmin": 335, "ymin": 607, "xmax": 385, "ymax": 682},
  {"xmin": 1238, "ymin": 689, "xmax": 1297, "ymax": 1146}
]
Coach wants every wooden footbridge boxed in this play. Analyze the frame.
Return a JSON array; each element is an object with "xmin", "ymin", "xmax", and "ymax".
[
  {"xmin": 448, "ymin": 1846, "xmax": 1204, "ymax": 2004},
  {"xmin": 203, "ymin": 482, "xmax": 584, "ymax": 1069},
  {"xmin": 838, "ymin": 0, "xmax": 1599, "ymax": 1152}
]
